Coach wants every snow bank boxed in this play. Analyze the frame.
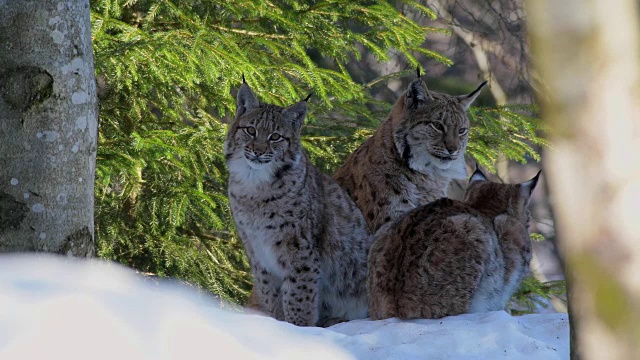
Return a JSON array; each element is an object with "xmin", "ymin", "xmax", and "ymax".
[
  {"xmin": 323, "ymin": 312, "xmax": 568, "ymax": 359},
  {"xmin": 0, "ymin": 255, "xmax": 568, "ymax": 359}
]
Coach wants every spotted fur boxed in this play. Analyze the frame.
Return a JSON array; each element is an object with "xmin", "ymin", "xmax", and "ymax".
[
  {"xmin": 334, "ymin": 74, "xmax": 486, "ymax": 232},
  {"xmin": 225, "ymin": 82, "xmax": 371, "ymax": 327},
  {"xmin": 367, "ymin": 168, "xmax": 540, "ymax": 320}
]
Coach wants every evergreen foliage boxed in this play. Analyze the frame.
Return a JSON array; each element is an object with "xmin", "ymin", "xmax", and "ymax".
[
  {"xmin": 511, "ymin": 277, "xmax": 567, "ymax": 315},
  {"xmin": 90, "ymin": 0, "xmax": 555, "ymax": 310},
  {"xmin": 467, "ymin": 105, "xmax": 548, "ymax": 172}
]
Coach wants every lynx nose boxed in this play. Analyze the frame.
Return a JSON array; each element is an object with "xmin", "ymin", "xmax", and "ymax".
[
  {"xmin": 444, "ymin": 138, "xmax": 458, "ymax": 155},
  {"xmin": 250, "ymin": 142, "xmax": 268, "ymax": 157}
]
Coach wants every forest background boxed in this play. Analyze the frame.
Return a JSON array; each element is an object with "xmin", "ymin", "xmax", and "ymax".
[{"xmin": 90, "ymin": 0, "xmax": 562, "ymax": 312}]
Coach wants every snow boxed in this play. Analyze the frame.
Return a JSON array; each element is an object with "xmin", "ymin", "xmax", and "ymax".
[{"xmin": 0, "ymin": 254, "xmax": 569, "ymax": 359}]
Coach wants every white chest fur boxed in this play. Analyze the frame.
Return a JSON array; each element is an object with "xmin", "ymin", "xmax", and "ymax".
[
  {"xmin": 410, "ymin": 151, "xmax": 468, "ymax": 180},
  {"xmin": 230, "ymin": 197, "xmax": 286, "ymax": 279},
  {"xmin": 227, "ymin": 154, "xmax": 275, "ymax": 188}
]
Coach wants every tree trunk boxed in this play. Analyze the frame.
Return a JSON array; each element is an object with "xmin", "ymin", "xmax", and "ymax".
[
  {"xmin": 0, "ymin": 0, "xmax": 98, "ymax": 256},
  {"xmin": 528, "ymin": 0, "xmax": 640, "ymax": 358}
]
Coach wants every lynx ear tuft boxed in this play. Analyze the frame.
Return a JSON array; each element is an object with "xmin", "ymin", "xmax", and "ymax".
[
  {"xmin": 405, "ymin": 78, "xmax": 433, "ymax": 109},
  {"xmin": 416, "ymin": 66, "xmax": 421, "ymax": 78},
  {"xmin": 520, "ymin": 170, "xmax": 541, "ymax": 197},
  {"xmin": 459, "ymin": 81, "xmax": 487, "ymax": 110},
  {"xmin": 469, "ymin": 166, "xmax": 488, "ymax": 184},
  {"xmin": 303, "ymin": 93, "xmax": 313, "ymax": 102},
  {"xmin": 236, "ymin": 81, "xmax": 259, "ymax": 119}
]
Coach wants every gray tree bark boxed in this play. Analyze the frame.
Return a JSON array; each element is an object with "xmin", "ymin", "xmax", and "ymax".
[
  {"xmin": 0, "ymin": 0, "xmax": 98, "ymax": 256},
  {"xmin": 528, "ymin": 0, "xmax": 640, "ymax": 358}
]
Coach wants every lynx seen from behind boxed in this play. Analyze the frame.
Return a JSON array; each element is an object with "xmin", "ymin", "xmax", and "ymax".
[
  {"xmin": 334, "ymin": 69, "xmax": 486, "ymax": 233},
  {"xmin": 368, "ymin": 168, "xmax": 540, "ymax": 320},
  {"xmin": 225, "ymin": 79, "xmax": 371, "ymax": 327}
]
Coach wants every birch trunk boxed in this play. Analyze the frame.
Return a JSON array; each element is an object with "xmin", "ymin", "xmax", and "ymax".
[
  {"xmin": 0, "ymin": 0, "xmax": 98, "ymax": 256},
  {"xmin": 528, "ymin": 0, "xmax": 640, "ymax": 358}
]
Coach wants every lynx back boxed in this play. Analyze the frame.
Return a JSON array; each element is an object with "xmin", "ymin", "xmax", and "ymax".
[{"xmin": 367, "ymin": 168, "xmax": 540, "ymax": 320}]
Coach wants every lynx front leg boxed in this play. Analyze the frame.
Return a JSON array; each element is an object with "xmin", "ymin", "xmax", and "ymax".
[
  {"xmin": 281, "ymin": 249, "xmax": 321, "ymax": 327},
  {"xmin": 245, "ymin": 284, "xmax": 264, "ymax": 312},
  {"xmin": 253, "ymin": 267, "xmax": 284, "ymax": 320}
]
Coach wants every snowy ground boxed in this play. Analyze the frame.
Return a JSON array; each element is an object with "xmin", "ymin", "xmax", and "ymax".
[{"xmin": 0, "ymin": 255, "xmax": 569, "ymax": 359}]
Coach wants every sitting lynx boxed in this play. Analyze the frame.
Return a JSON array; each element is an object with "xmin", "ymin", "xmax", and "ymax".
[
  {"xmin": 225, "ymin": 79, "xmax": 371, "ymax": 327},
  {"xmin": 334, "ymin": 69, "xmax": 486, "ymax": 232},
  {"xmin": 368, "ymin": 168, "xmax": 540, "ymax": 320}
]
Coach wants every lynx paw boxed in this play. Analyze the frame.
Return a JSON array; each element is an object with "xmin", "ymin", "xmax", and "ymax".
[{"xmin": 321, "ymin": 317, "xmax": 347, "ymax": 327}]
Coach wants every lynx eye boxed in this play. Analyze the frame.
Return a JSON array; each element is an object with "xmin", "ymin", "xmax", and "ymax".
[
  {"xmin": 430, "ymin": 123, "xmax": 444, "ymax": 132},
  {"xmin": 269, "ymin": 133, "xmax": 282, "ymax": 142},
  {"xmin": 244, "ymin": 126, "xmax": 256, "ymax": 136},
  {"xmin": 458, "ymin": 127, "xmax": 468, "ymax": 136}
]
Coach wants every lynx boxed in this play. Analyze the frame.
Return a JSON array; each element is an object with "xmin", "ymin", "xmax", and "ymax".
[
  {"xmin": 334, "ymin": 70, "xmax": 486, "ymax": 232},
  {"xmin": 225, "ymin": 80, "xmax": 371, "ymax": 327},
  {"xmin": 367, "ymin": 168, "xmax": 540, "ymax": 320}
]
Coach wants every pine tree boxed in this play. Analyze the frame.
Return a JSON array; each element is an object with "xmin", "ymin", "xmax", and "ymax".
[{"xmin": 91, "ymin": 0, "xmax": 547, "ymax": 305}]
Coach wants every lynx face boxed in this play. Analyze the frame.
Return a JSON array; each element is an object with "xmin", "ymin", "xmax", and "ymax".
[
  {"xmin": 396, "ymin": 97, "xmax": 469, "ymax": 171},
  {"xmin": 224, "ymin": 84, "xmax": 306, "ymax": 186},
  {"xmin": 394, "ymin": 78, "xmax": 485, "ymax": 177},
  {"xmin": 229, "ymin": 106, "xmax": 301, "ymax": 167}
]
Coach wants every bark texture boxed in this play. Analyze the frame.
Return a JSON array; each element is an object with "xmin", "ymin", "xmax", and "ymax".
[
  {"xmin": 0, "ymin": 0, "xmax": 98, "ymax": 256},
  {"xmin": 528, "ymin": 0, "xmax": 640, "ymax": 358}
]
